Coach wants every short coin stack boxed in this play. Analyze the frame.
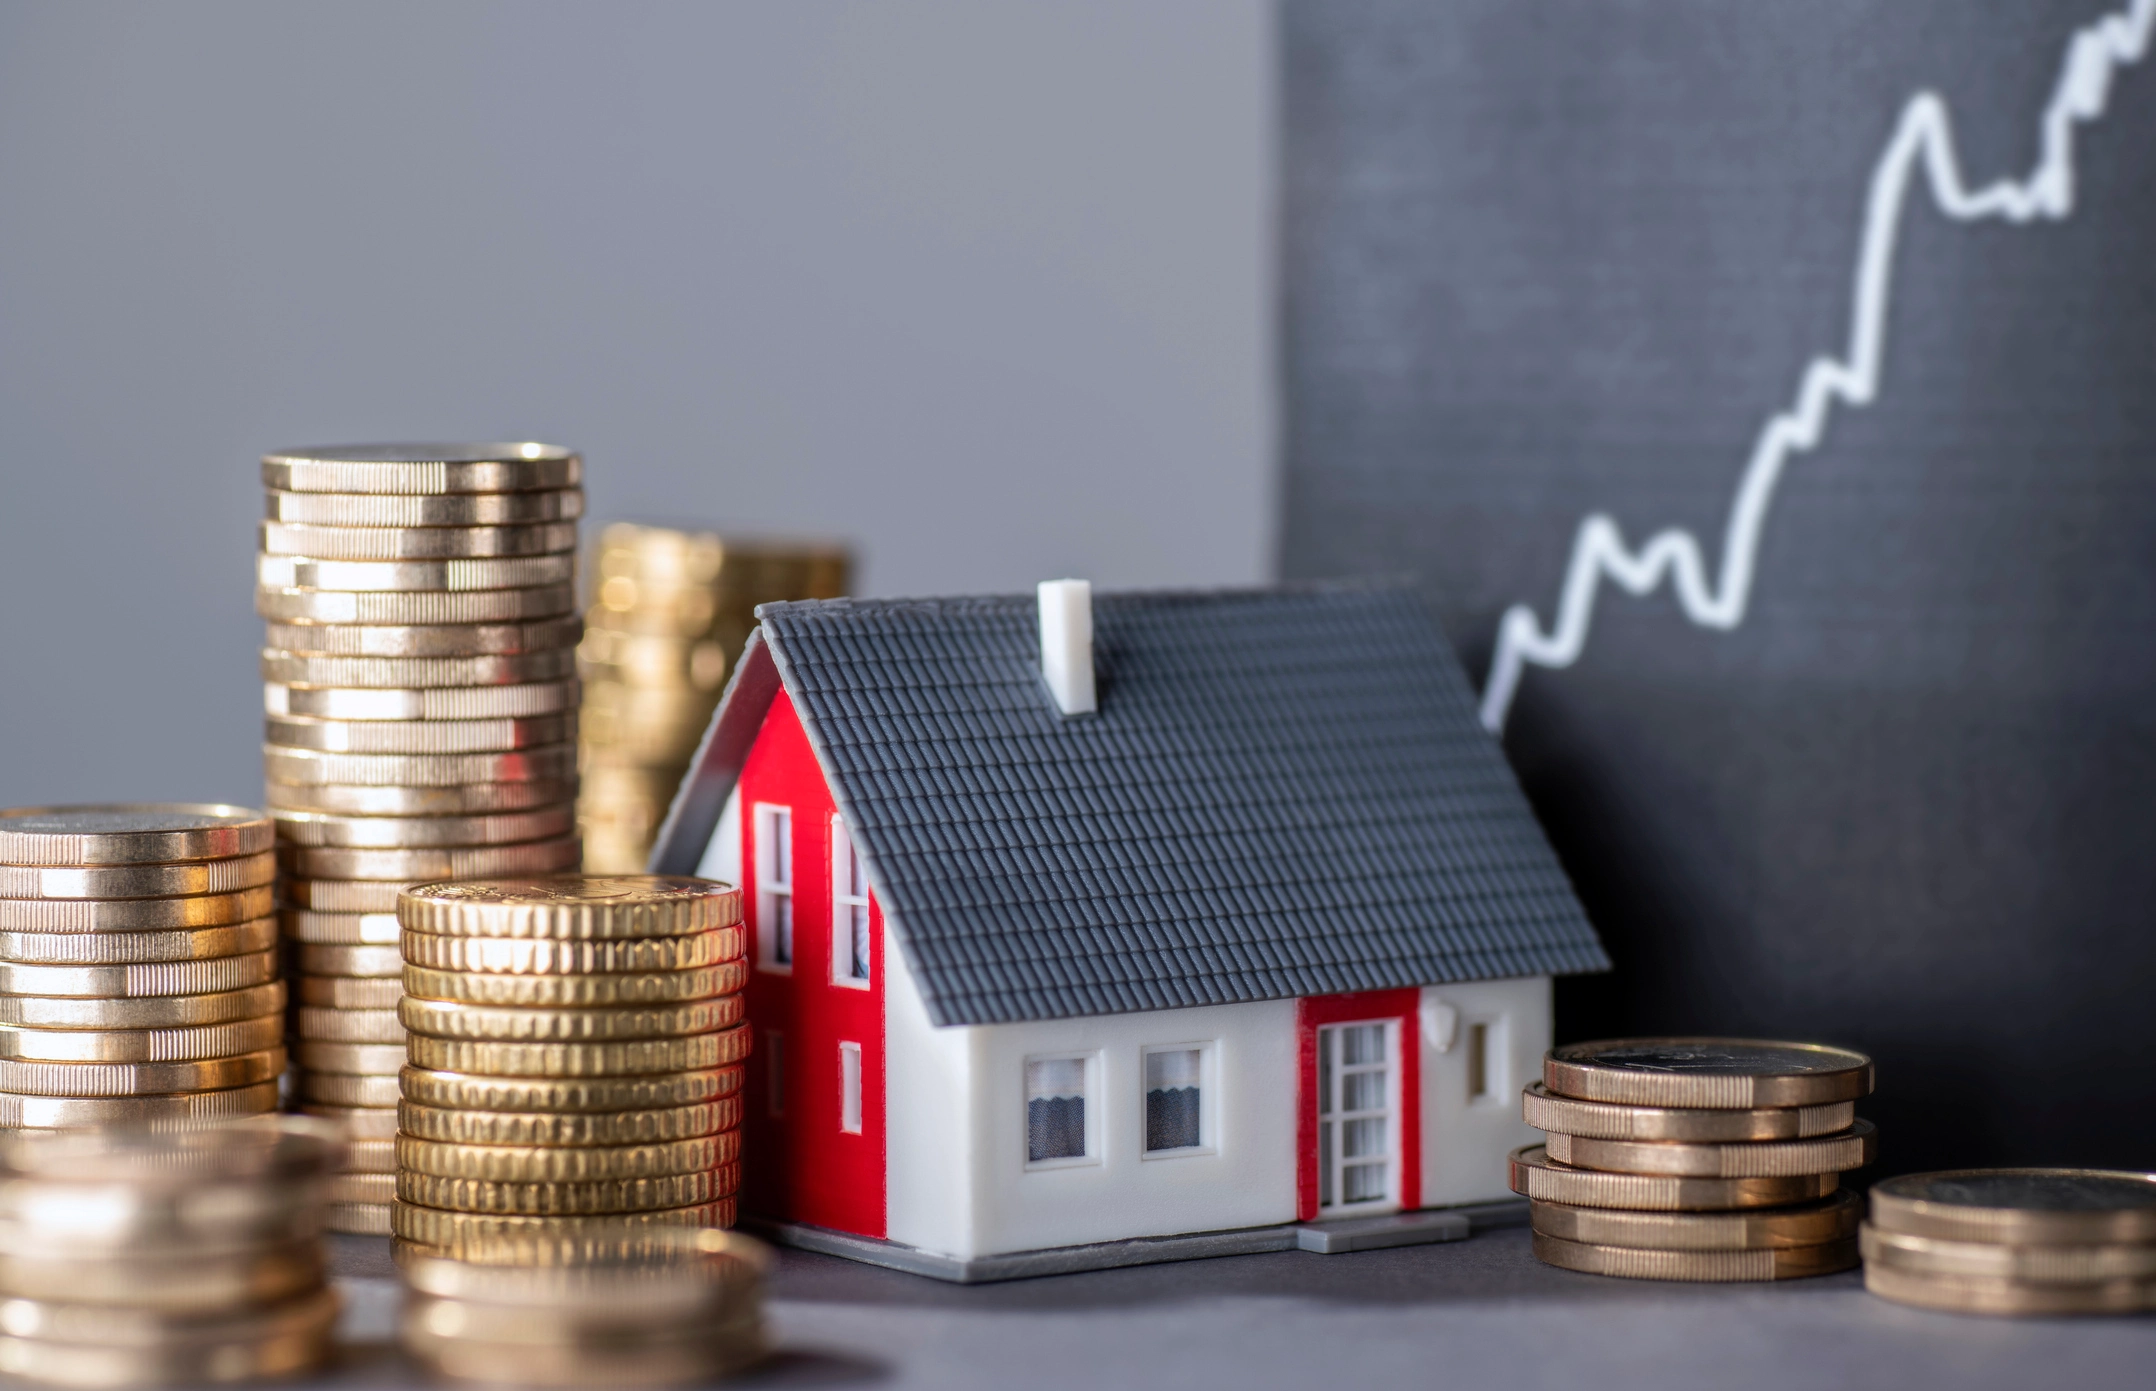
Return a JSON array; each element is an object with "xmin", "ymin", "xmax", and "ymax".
[
  {"xmin": 1512, "ymin": 1038, "xmax": 1876, "ymax": 1281},
  {"xmin": 578, "ymin": 524, "xmax": 849, "ymax": 872},
  {"xmin": 392, "ymin": 875, "xmax": 748, "ymax": 1249},
  {"xmin": 0, "ymin": 806, "xmax": 284, "ymax": 1131},
  {"xmin": 1862, "ymin": 1168, "xmax": 2156, "ymax": 1314},
  {"xmin": 397, "ymin": 1225, "xmax": 769, "ymax": 1386},
  {"xmin": 259, "ymin": 443, "xmax": 586, "ymax": 1234},
  {"xmin": 0, "ymin": 1116, "xmax": 343, "ymax": 1388}
]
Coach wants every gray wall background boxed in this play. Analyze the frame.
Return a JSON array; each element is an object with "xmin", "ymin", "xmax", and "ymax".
[{"xmin": 0, "ymin": 1, "xmax": 1273, "ymax": 806}]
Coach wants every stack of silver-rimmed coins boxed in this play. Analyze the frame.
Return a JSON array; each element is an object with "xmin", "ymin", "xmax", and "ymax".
[
  {"xmin": 391, "ymin": 876, "xmax": 747, "ymax": 1251},
  {"xmin": 1512, "ymin": 1039, "xmax": 1876, "ymax": 1281},
  {"xmin": 0, "ymin": 806, "xmax": 284, "ymax": 1131},
  {"xmin": 1863, "ymin": 1169, "xmax": 2156, "ymax": 1314},
  {"xmin": 258, "ymin": 444, "xmax": 586, "ymax": 1234},
  {"xmin": 0, "ymin": 1116, "xmax": 344, "ymax": 1388}
]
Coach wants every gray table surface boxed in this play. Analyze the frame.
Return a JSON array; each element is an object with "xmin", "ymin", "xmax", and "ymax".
[{"xmin": 321, "ymin": 1227, "xmax": 2153, "ymax": 1390}]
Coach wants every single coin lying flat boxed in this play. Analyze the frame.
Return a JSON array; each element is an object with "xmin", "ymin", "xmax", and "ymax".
[{"xmin": 1544, "ymin": 1039, "xmax": 1874, "ymax": 1109}]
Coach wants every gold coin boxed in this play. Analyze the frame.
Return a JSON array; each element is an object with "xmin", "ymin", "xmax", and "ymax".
[
  {"xmin": 390, "ymin": 1198, "xmax": 735, "ymax": 1247},
  {"xmin": 269, "ymin": 778, "xmax": 578, "ymax": 819},
  {"xmin": 0, "ymin": 1048, "xmax": 285, "ymax": 1097},
  {"xmin": 257, "ymin": 583, "xmax": 576, "ymax": 626},
  {"xmin": 262, "ymin": 647, "xmax": 578, "ymax": 689},
  {"xmin": 394, "ymin": 1224, "xmax": 766, "ymax": 1289},
  {"xmin": 265, "ymin": 617, "xmax": 583, "ymax": 661},
  {"xmin": 1861, "ymin": 1223, "xmax": 2156, "ymax": 1283},
  {"xmin": 397, "ymin": 1096, "xmax": 740, "ymax": 1148},
  {"xmin": 1544, "ymin": 1119, "xmax": 1876, "ymax": 1178},
  {"xmin": 266, "ymin": 743, "xmax": 578, "ymax": 788},
  {"xmin": 302, "ymin": 1104, "xmax": 400, "ymax": 1140},
  {"xmin": 327, "ymin": 1201, "xmax": 394, "ymax": 1236},
  {"xmin": 1508, "ymin": 1145, "xmax": 1838, "ymax": 1211},
  {"xmin": 0, "ymin": 917, "xmax": 276, "ymax": 965},
  {"xmin": 406, "ymin": 1024, "xmax": 750, "ymax": 1078},
  {"xmin": 398, "ymin": 1133, "xmax": 738, "ymax": 1183},
  {"xmin": 293, "ymin": 1040, "xmax": 406, "ymax": 1075},
  {"xmin": 0, "ymin": 886, "xmax": 272, "ymax": 933},
  {"xmin": 397, "ymin": 1164, "xmax": 738, "ymax": 1215},
  {"xmin": 0, "ymin": 982, "xmax": 283, "ymax": 1029},
  {"xmin": 293, "ymin": 942, "xmax": 403, "ymax": 977},
  {"xmin": 0, "ymin": 1016, "xmax": 279, "ymax": 1064},
  {"xmin": 0, "ymin": 1080, "xmax": 279, "ymax": 1129},
  {"xmin": 265, "ymin": 486, "xmax": 584, "ymax": 527},
  {"xmin": 293, "ymin": 1006, "xmax": 404, "ymax": 1044},
  {"xmin": 0, "ymin": 1241, "xmax": 322, "ymax": 1311},
  {"xmin": 1544, "ymin": 1039, "xmax": 1874, "ymax": 1109},
  {"xmin": 272, "ymin": 806, "xmax": 575, "ymax": 848},
  {"xmin": 1521, "ymin": 1080, "xmax": 1857, "ymax": 1142},
  {"xmin": 401, "ymin": 962, "xmax": 742, "ymax": 1008},
  {"xmin": 280, "ymin": 836, "xmax": 583, "ymax": 881},
  {"xmin": 1868, "ymin": 1169, "xmax": 2156, "ymax": 1246},
  {"xmin": 401, "ymin": 1321, "xmax": 763, "ymax": 1385},
  {"xmin": 268, "ymin": 712, "xmax": 575, "ymax": 757},
  {"xmin": 262, "ymin": 443, "xmax": 580, "ymax": 495},
  {"xmin": 0, "ymin": 1328, "xmax": 332, "ymax": 1387},
  {"xmin": 0, "ymin": 951, "xmax": 278, "ymax": 999},
  {"xmin": 258, "ymin": 552, "xmax": 576, "ymax": 593},
  {"xmin": 260, "ymin": 520, "xmax": 578, "ymax": 561},
  {"xmin": 0, "ymin": 852, "xmax": 274, "ymax": 901},
  {"xmin": 301, "ymin": 1071, "xmax": 400, "ymax": 1108},
  {"xmin": 398, "ymin": 875, "xmax": 740, "ymax": 940},
  {"xmin": 400, "ymin": 1065, "xmax": 742, "ymax": 1115},
  {"xmin": 327, "ymin": 1172, "xmax": 398, "ymax": 1206},
  {"xmin": 398, "ymin": 995, "xmax": 742, "ymax": 1043},
  {"xmin": 1528, "ymin": 1191, "xmax": 1862, "ymax": 1251},
  {"xmin": 400, "ymin": 929, "xmax": 738, "ymax": 975},
  {"xmin": 0, "ymin": 1282, "xmax": 338, "ymax": 1348},
  {"xmin": 348, "ymin": 1137, "xmax": 397, "ymax": 1173},
  {"xmin": 265, "ymin": 677, "xmax": 581, "ymax": 724},
  {"xmin": 1531, "ymin": 1230, "xmax": 1858, "ymax": 1281},
  {"xmin": 1863, "ymin": 1261, "xmax": 2156, "ymax": 1315},
  {"xmin": 281, "ymin": 909, "xmax": 401, "ymax": 945},
  {"xmin": 297, "ymin": 975, "xmax": 402, "ymax": 1009},
  {"xmin": 0, "ymin": 805, "xmax": 273, "ymax": 867}
]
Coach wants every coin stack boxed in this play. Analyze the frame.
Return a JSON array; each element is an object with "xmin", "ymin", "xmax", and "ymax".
[
  {"xmin": 259, "ymin": 443, "xmax": 587, "ymax": 1235},
  {"xmin": 1863, "ymin": 1168, "xmax": 2156, "ymax": 1314},
  {"xmin": 391, "ymin": 875, "xmax": 748, "ymax": 1250},
  {"xmin": 0, "ymin": 806, "xmax": 284, "ymax": 1131},
  {"xmin": 397, "ymin": 1225, "xmax": 769, "ymax": 1386},
  {"xmin": 0, "ymin": 1116, "xmax": 343, "ymax": 1388},
  {"xmin": 578, "ymin": 524, "xmax": 849, "ymax": 872},
  {"xmin": 1511, "ymin": 1038, "xmax": 1876, "ymax": 1281}
]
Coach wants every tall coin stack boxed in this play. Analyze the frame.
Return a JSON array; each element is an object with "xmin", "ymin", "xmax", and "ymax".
[
  {"xmin": 578, "ymin": 524, "xmax": 849, "ymax": 872},
  {"xmin": 0, "ymin": 806, "xmax": 284, "ymax": 1131},
  {"xmin": 1511, "ymin": 1039, "xmax": 1876, "ymax": 1281},
  {"xmin": 391, "ymin": 875, "xmax": 748, "ymax": 1250},
  {"xmin": 0, "ymin": 1117, "xmax": 343, "ymax": 1388},
  {"xmin": 1863, "ymin": 1168, "xmax": 2156, "ymax": 1314},
  {"xmin": 259, "ymin": 444, "xmax": 586, "ymax": 1235}
]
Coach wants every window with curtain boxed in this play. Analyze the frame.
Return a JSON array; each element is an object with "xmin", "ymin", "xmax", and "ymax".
[{"xmin": 1025, "ymin": 1056, "xmax": 1089, "ymax": 1163}]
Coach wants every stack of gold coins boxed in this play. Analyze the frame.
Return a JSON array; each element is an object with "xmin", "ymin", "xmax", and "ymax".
[
  {"xmin": 391, "ymin": 875, "xmax": 747, "ymax": 1250},
  {"xmin": 1862, "ymin": 1169, "xmax": 2156, "ymax": 1314},
  {"xmin": 1511, "ymin": 1039, "xmax": 1876, "ymax": 1281},
  {"xmin": 0, "ymin": 1116, "xmax": 343, "ymax": 1387},
  {"xmin": 259, "ymin": 443, "xmax": 586, "ymax": 1235},
  {"xmin": 0, "ymin": 806, "xmax": 284, "ymax": 1131},
  {"xmin": 396, "ymin": 1225, "xmax": 768, "ymax": 1385},
  {"xmin": 577, "ymin": 525, "xmax": 849, "ymax": 872}
]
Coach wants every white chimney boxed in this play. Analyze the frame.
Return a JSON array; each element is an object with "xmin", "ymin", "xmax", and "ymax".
[{"xmin": 1037, "ymin": 579, "xmax": 1096, "ymax": 717}]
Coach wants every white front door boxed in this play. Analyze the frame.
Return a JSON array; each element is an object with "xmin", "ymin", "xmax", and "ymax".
[{"xmin": 1316, "ymin": 1019, "xmax": 1399, "ymax": 1215}]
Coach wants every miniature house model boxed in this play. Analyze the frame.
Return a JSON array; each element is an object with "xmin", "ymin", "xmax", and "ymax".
[{"xmin": 653, "ymin": 581, "xmax": 1608, "ymax": 1280}]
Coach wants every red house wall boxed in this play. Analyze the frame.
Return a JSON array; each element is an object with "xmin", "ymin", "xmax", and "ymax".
[
  {"xmin": 1295, "ymin": 989, "xmax": 1422, "ymax": 1222},
  {"xmin": 738, "ymin": 690, "xmax": 887, "ymax": 1237}
]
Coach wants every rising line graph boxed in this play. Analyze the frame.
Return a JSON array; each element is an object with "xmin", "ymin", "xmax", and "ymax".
[{"xmin": 1479, "ymin": 0, "xmax": 2156, "ymax": 733}]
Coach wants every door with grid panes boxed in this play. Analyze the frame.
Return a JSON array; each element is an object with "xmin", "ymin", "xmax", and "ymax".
[{"xmin": 1315, "ymin": 1019, "xmax": 1399, "ymax": 1214}]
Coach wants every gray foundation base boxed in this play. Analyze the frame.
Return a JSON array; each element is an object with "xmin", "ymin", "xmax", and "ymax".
[{"xmin": 745, "ymin": 1200, "xmax": 1529, "ymax": 1283}]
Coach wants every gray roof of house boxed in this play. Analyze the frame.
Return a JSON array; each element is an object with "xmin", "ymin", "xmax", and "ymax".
[{"xmin": 652, "ymin": 582, "xmax": 1607, "ymax": 1027}]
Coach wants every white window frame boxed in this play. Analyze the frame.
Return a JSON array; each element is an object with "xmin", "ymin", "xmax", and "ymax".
[
  {"xmin": 830, "ymin": 815, "xmax": 872, "ymax": 989},
  {"xmin": 1022, "ymin": 1051, "xmax": 1101, "ymax": 1171},
  {"xmin": 752, "ymin": 803, "xmax": 793, "ymax": 973},
  {"xmin": 1139, "ymin": 1041, "xmax": 1218, "ymax": 1159},
  {"xmin": 1316, "ymin": 1018, "xmax": 1401, "ymax": 1216},
  {"xmin": 839, "ymin": 1041, "xmax": 863, "ymax": 1135},
  {"xmin": 765, "ymin": 1028, "xmax": 785, "ymax": 1120}
]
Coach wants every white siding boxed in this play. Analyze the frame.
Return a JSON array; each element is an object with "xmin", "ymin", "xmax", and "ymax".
[
  {"xmin": 692, "ymin": 787, "xmax": 742, "ymax": 885},
  {"xmin": 883, "ymin": 925, "xmax": 979, "ymax": 1257},
  {"xmin": 1415, "ymin": 975, "xmax": 1550, "ymax": 1208}
]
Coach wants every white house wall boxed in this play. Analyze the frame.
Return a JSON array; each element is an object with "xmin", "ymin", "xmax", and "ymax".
[
  {"xmin": 883, "ymin": 921, "xmax": 978, "ymax": 1258},
  {"xmin": 1416, "ymin": 975, "xmax": 1549, "ymax": 1208}
]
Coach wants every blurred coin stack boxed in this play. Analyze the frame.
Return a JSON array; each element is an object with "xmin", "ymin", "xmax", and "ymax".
[
  {"xmin": 0, "ymin": 806, "xmax": 284, "ymax": 1132},
  {"xmin": 1512, "ymin": 1038, "xmax": 1876, "ymax": 1281},
  {"xmin": 1862, "ymin": 1168, "xmax": 2156, "ymax": 1314},
  {"xmin": 397, "ymin": 1225, "xmax": 768, "ymax": 1386},
  {"xmin": 258, "ymin": 444, "xmax": 586, "ymax": 1234},
  {"xmin": 0, "ymin": 1117, "xmax": 343, "ymax": 1388},
  {"xmin": 392, "ymin": 875, "xmax": 747, "ymax": 1250},
  {"xmin": 578, "ymin": 524, "xmax": 849, "ymax": 872}
]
